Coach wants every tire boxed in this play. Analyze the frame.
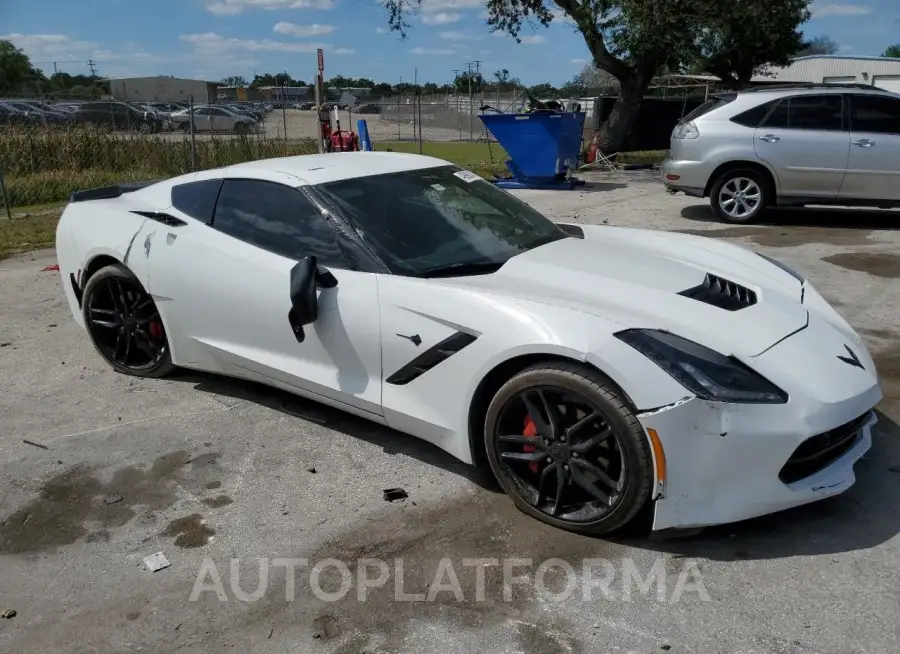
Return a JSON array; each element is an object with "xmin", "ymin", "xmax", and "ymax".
[
  {"xmin": 81, "ymin": 264, "xmax": 176, "ymax": 378},
  {"xmin": 234, "ymin": 122, "xmax": 249, "ymax": 135},
  {"xmin": 709, "ymin": 168, "xmax": 771, "ymax": 224},
  {"xmin": 484, "ymin": 362, "xmax": 654, "ymax": 535}
]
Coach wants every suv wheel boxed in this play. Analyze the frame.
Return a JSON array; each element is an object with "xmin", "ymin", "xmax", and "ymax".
[{"xmin": 709, "ymin": 169, "xmax": 770, "ymax": 224}]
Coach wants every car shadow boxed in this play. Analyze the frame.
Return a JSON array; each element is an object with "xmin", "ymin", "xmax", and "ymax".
[
  {"xmin": 680, "ymin": 202, "xmax": 900, "ymax": 230},
  {"xmin": 616, "ymin": 409, "xmax": 900, "ymax": 560},
  {"xmin": 168, "ymin": 370, "xmax": 501, "ymax": 492},
  {"xmin": 574, "ymin": 181, "xmax": 629, "ymax": 194}
]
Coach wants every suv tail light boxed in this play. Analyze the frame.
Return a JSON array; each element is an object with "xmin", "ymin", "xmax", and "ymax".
[{"xmin": 673, "ymin": 121, "xmax": 699, "ymax": 139}]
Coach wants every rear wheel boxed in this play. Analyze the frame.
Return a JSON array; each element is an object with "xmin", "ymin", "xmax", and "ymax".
[
  {"xmin": 484, "ymin": 363, "xmax": 654, "ymax": 535},
  {"xmin": 709, "ymin": 168, "xmax": 770, "ymax": 224},
  {"xmin": 81, "ymin": 264, "xmax": 175, "ymax": 378}
]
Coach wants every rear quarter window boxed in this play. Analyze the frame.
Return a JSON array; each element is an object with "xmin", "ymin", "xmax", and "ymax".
[
  {"xmin": 730, "ymin": 100, "xmax": 778, "ymax": 127},
  {"xmin": 679, "ymin": 94, "xmax": 736, "ymax": 123},
  {"xmin": 171, "ymin": 179, "xmax": 223, "ymax": 224}
]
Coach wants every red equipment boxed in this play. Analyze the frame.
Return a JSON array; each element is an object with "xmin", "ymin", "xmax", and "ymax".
[{"xmin": 329, "ymin": 129, "xmax": 360, "ymax": 152}]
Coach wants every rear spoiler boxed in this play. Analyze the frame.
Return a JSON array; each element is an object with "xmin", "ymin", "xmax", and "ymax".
[{"xmin": 68, "ymin": 179, "xmax": 161, "ymax": 203}]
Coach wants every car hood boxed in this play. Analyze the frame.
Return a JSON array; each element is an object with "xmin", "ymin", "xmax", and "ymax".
[{"xmin": 440, "ymin": 224, "xmax": 808, "ymax": 358}]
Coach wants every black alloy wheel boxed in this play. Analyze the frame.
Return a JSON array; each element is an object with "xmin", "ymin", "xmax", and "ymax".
[
  {"xmin": 81, "ymin": 264, "xmax": 175, "ymax": 378},
  {"xmin": 485, "ymin": 363, "xmax": 654, "ymax": 535}
]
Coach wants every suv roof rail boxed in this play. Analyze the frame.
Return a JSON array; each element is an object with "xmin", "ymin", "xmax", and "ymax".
[{"xmin": 743, "ymin": 82, "xmax": 881, "ymax": 92}]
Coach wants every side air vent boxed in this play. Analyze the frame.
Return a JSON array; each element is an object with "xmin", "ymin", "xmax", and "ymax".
[
  {"xmin": 678, "ymin": 273, "xmax": 757, "ymax": 311},
  {"xmin": 386, "ymin": 331, "xmax": 477, "ymax": 385},
  {"xmin": 130, "ymin": 210, "xmax": 188, "ymax": 227}
]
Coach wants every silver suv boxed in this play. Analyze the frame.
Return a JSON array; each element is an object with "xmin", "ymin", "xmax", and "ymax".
[{"xmin": 661, "ymin": 83, "xmax": 900, "ymax": 223}]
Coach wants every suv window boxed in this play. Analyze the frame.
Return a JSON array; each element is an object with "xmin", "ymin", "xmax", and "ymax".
[
  {"xmin": 849, "ymin": 94, "xmax": 900, "ymax": 134},
  {"xmin": 679, "ymin": 94, "xmax": 735, "ymax": 124},
  {"xmin": 171, "ymin": 179, "xmax": 223, "ymax": 224},
  {"xmin": 763, "ymin": 95, "xmax": 843, "ymax": 130},
  {"xmin": 731, "ymin": 100, "xmax": 778, "ymax": 127},
  {"xmin": 212, "ymin": 179, "xmax": 345, "ymax": 266}
]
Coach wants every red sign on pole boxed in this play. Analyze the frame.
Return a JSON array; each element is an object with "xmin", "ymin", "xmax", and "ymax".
[{"xmin": 317, "ymin": 48, "xmax": 324, "ymax": 73}]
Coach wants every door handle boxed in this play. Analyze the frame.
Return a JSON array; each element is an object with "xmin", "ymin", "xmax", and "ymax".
[
  {"xmin": 758, "ymin": 134, "xmax": 780, "ymax": 143},
  {"xmin": 852, "ymin": 139, "xmax": 875, "ymax": 147}
]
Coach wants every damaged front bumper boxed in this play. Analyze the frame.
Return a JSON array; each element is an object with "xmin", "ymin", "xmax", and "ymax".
[{"xmin": 638, "ymin": 395, "xmax": 879, "ymax": 531}]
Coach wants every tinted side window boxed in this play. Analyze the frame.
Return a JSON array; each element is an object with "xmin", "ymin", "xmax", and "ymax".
[
  {"xmin": 212, "ymin": 179, "xmax": 345, "ymax": 266},
  {"xmin": 171, "ymin": 179, "xmax": 223, "ymax": 224},
  {"xmin": 761, "ymin": 99, "xmax": 789, "ymax": 128},
  {"xmin": 850, "ymin": 95, "xmax": 900, "ymax": 134},
  {"xmin": 788, "ymin": 95, "xmax": 843, "ymax": 130},
  {"xmin": 731, "ymin": 100, "xmax": 778, "ymax": 127}
]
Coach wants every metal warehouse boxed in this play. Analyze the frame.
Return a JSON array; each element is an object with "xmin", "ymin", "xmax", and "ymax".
[
  {"xmin": 753, "ymin": 55, "xmax": 900, "ymax": 92},
  {"xmin": 109, "ymin": 77, "xmax": 220, "ymax": 104}
]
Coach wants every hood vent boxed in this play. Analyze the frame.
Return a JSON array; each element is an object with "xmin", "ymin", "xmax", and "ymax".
[{"xmin": 678, "ymin": 273, "xmax": 757, "ymax": 311}]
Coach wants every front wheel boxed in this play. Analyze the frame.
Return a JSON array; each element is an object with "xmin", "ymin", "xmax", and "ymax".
[
  {"xmin": 709, "ymin": 168, "xmax": 770, "ymax": 224},
  {"xmin": 484, "ymin": 363, "xmax": 654, "ymax": 535},
  {"xmin": 81, "ymin": 264, "xmax": 176, "ymax": 378}
]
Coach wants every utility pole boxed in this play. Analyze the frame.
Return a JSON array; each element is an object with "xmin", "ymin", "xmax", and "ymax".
[
  {"xmin": 53, "ymin": 62, "xmax": 58, "ymax": 76},
  {"xmin": 466, "ymin": 62, "xmax": 475, "ymax": 141},
  {"xmin": 87, "ymin": 59, "xmax": 97, "ymax": 78}
]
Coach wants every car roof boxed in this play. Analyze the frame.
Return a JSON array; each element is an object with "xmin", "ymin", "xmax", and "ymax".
[
  {"xmin": 223, "ymin": 152, "xmax": 449, "ymax": 185},
  {"xmin": 738, "ymin": 84, "xmax": 898, "ymax": 99}
]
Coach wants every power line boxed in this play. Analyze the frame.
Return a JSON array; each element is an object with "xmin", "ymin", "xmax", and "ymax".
[{"xmin": 87, "ymin": 60, "xmax": 97, "ymax": 78}]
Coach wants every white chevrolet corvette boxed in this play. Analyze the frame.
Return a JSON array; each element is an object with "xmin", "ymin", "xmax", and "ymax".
[{"xmin": 56, "ymin": 152, "xmax": 883, "ymax": 535}]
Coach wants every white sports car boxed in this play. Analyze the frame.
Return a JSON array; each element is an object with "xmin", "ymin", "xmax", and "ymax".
[{"xmin": 55, "ymin": 152, "xmax": 883, "ymax": 535}]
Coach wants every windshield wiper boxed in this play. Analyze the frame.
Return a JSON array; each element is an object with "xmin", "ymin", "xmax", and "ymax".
[{"xmin": 417, "ymin": 260, "xmax": 506, "ymax": 278}]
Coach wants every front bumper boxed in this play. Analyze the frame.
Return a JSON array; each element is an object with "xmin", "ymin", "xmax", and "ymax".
[
  {"xmin": 639, "ymin": 310, "xmax": 883, "ymax": 530},
  {"xmin": 641, "ymin": 398, "xmax": 878, "ymax": 530}
]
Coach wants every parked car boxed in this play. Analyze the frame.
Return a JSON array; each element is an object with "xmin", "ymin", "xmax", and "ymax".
[
  {"xmin": 662, "ymin": 83, "xmax": 900, "ymax": 223},
  {"xmin": 170, "ymin": 106, "xmax": 258, "ymax": 133},
  {"xmin": 73, "ymin": 101, "xmax": 162, "ymax": 132},
  {"xmin": 55, "ymin": 151, "xmax": 882, "ymax": 536},
  {"xmin": 0, "ymin": 102, "xmax": 42, "ymax": 126},
  {"xmin": 1, "ymin": 99, "xmax": 73, "ymax": 125}
]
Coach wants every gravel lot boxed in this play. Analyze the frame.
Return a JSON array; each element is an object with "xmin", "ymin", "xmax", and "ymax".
[{"xmin": 1, "ymin": 171, "xmax": 899, "ymax": 653}]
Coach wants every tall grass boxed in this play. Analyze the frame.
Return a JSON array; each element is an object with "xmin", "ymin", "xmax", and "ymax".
[{"xmin": 0, "ymin": 126, "xmax": 318, "ymax": 206}]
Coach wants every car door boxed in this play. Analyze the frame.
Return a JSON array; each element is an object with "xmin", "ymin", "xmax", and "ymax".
[
  {"xmin": 754, "ymin": 94, "xmax": 850, "ymax": 198},
  {"xmin": 144, "ymin": 173, "xmax": 384, "ymax": 419},
  {"xmin": 208, "ymin": 108, "xmax": 230, "ymax": 132},
  {"xmin": 192, "ymin": 108, "xmax": 212, "ymax": 132},
  {"xmin": 840, "ymin": 93, "xmax": 900, "ymax": 202}
]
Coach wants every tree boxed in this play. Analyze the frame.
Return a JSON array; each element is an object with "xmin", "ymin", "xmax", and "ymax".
[
  {"xmin": 693, "ymin": 0, "xmax": 810, "ymax": 88},
  {"xmin": 382, "ymin": 1, "xmax": 726, "ymax": 154},
  {"xmin": 221, "ymin": 75, "xmax": 248, "ymax": 87},
  {"xmin": 883, "ymin": 44, "xmax": 900, "ymax": 58},
  {"xmin": 250, "ymin": 72, "xmax": 303, "ymax": 87},
  {"xmin": 0, "ymin": 39, "xmax": 44, "ymax": 94},
  {"xmin": 528, "ymin": 82, "xmax": 559, "ymax": 97},
  {"xmin": 795, "ymin": 35, "xmax": 838, "ymax": 56}
]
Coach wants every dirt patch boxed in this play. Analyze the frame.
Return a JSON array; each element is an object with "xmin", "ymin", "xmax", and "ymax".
[
  {"xmin": 161, "ymin": 514, "xmax": 215, "ymax": 548},
  {"xmin": 201, "ymin": 495, "xmax": 233, "ymax": 509},
  {"xmin": 821, "ymin": 253, "xmax": 900, "ymax": 279},
  {"xmin": 677, "ymin": 226, "xmax": 873, "ymax": 248},
  {"xmin": 238, "ymin": 490, "xmax": 631, "ymax": 649},
  {"xmin": 204, "ymin": 481, "xmax": 222, "ymax": 490},
  {"xmin": 859, "ymin": 327, "xmax": 897, "ymax": 340},
  {"xmin": 0, "ymin": 450, "xmax": 222, "ymax": 554}
]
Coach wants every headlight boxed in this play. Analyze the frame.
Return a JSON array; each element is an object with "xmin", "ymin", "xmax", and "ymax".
[
  {"xmin": 615, "ymin": 329, "xmax": 788, "ymax": 404},
  {"xmin": 757, "ymin": 252, "xmax": 804, "ymax": 284}
]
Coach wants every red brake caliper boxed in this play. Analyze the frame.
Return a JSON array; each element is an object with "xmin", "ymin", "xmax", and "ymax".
[
  {"xmin": 523, "ymin": 415, "xmax": 540, "ymax": 473},
  {"xmin": 148, "ymin": 319, "xmax": 163, "ymax": 340}
]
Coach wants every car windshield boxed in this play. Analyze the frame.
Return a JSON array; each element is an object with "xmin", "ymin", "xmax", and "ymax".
[{"xmin": 314, "ymin": 165, "xmax": 568, "ymax": 277}]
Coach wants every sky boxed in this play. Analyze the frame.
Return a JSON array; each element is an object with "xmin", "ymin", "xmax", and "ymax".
[{"xmin": 1, "ymin": 0, "xmax": 897, "ymax": 86}]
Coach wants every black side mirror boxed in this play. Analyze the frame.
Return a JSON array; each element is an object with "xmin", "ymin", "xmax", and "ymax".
[{"xmin": 287, "ymin": 256, "xmax": 338, "ymax": 342}]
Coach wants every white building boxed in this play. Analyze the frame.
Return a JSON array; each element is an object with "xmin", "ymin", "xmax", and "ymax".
[
  {"xmin": 109, "ymin": 77, "xmax": 219, "ymax": 104},
  {"xmin": 752, "ymin": 55, "xmax": 900, "ymax": 93}
]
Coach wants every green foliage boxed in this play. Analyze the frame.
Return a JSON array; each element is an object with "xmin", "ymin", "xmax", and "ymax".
[
  {"xmin": 883, "ymin": 44, "xmax": 900, "ymax": 58},
  {"xmin": 0, "ymin": 40, "xmax": 45, "ymax": 94},
  {"xmin": 694, "ymin": 0, "xmax": 811, "ymax": 87},
  {"xmin": 796, "ymin": 35, "xmax": 839, "ymax": 57}
]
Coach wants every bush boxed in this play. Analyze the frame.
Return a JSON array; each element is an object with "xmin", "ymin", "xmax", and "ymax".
[{"xmin": 0, "ymin": 126, "xmax": 318, "ymax": 205}]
